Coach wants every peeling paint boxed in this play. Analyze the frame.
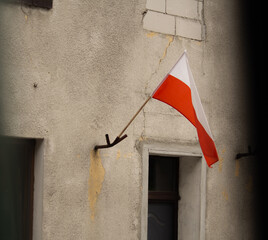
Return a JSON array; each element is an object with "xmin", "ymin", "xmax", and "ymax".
[{"xmin": 88, "ymin": 150, "xmax": 105, "ymax": 221}]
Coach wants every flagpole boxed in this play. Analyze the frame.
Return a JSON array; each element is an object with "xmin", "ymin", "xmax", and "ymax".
[
  {"xmin": 118, "ymin": 96, "xmax": 152, "ymax": 138},
  {"xmin": 118, "ymin": 51, "xmax": 187, "ymax": 139}
]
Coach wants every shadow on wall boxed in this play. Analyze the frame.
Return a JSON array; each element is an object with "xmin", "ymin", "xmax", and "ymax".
[
  {"xmin": 241, "ymin": 0, "xmax": 268, "ymax": 239},
  {"xmin": 0, "ymin": 0, "xmax": 52, "ymax": 9}
]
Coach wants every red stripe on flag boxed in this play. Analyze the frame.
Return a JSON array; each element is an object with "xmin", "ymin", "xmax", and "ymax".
[
  {"xmin": 153, "ymin": 75, "xmax": 196, "ymax": 126},
  {"xmin": 152, "ymin": 74, "xmax": 219, "ymax": 167},
  {"xmin": 195, "ymin": 118, "xmax": 219, "ymax": 167}
]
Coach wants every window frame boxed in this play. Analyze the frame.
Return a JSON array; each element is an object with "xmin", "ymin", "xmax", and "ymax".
[
  {"xmin": 148, "ymin": 155, "xmax": 180, "ymax": 240},
  {"xmin": 0, "ymin": 137, "xmax": 35, "ymax": 240},
  {"xmin": 141, "ymin": 143, "xmax": 207, "ymax": 240},
  {"xmin": 0, "ymin": 137, "xmax": 45, "ymax": 240}
]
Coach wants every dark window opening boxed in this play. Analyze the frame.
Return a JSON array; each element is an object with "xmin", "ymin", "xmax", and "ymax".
[
  {"xmin": 21, "ymin": 0, "xmax": 53, "ymax": 9},
  {"xmin": 0, "ymin": 137, "xmax": 35, "ymax": 240},
  {"xmin": 148, "ymin": 155, "xmax": 180, "ymax": 240}
]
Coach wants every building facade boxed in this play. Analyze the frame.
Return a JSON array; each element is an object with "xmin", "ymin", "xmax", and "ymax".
[{"xmin": 0, "ymin": 0, "xmax": 259, "ymax": 239}]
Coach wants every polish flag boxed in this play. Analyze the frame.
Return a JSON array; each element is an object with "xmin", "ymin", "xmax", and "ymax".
[{"xmin": 152, "ymin": 51, "xmax": 219, "ymax": 167}]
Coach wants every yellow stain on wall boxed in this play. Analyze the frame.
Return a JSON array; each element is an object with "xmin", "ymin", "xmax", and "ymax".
[
  {"xmin": 222, "ymin": 189, "xmax": 228, "ymax": 201},
  {"xmin": 88, "ymin": 150, "xmax": 105, "ymax": 221},
  {"xmin": 159, "ymin": 36, "xmax": 174, "ymax": 64},
  {"xmin": 218, "ymin": 148, "xmax": 226, "ymax": 172},
  {"xmin": 139, "ymin": 136, "xmax": 147, "ymax": 142},
  {"xmin": 146, "ymin": 32, "xmax": 158, "ymax": 38},
  {"xmin": 116, "ymin": 150, "xmax": 121, "ymax": 160},
  {"xmin": 218, "ymin": 156, "xmax": 223, "ymax": 172},
  {"xmin": 123, "ymin": 152, "xmax": 133, "ymax": 159}
]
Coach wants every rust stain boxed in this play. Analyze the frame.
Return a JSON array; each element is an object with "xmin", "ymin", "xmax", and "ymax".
[
  {"xmin": 222, "ymin": 189, "xmax": 228, "ymax": 201},
  {"xmin": 218, "ymin": 148, "xmax": 226, "ymax": 172},
  {"xmin": 235, "ymin": 160, "xmax": 240, "ymax": 177},
  {"xmin": 218, "ymin": 156, "xmax": 223, "ymax": 172},
  {"xmin": 88, "ymin": 150, "xmax": 105, "ymax": 221}
]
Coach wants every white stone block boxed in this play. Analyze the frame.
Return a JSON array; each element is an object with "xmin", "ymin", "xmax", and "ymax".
[
  {"xmin": 198, "ymin": 1, "xmax": 203, "ymax": 19},
  {"xmin": 143, "ymin": 11, "xmax": 175, "ymax": 35},
  {"xmin": 146, "ymin": 0, "xmax": 165, "ymax": 13},
  {"xmin": 166, "ymin": 0, "xmax": 199, "ymax": 19},
  {"xmin": 176, "ymin": 17, "xmax": 203, "ymax": 40}
]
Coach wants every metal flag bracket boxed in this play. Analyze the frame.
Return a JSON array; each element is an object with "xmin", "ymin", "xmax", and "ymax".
[
  {"xmin": 94, "ymin": 134, "xmax": 128, "ymax": 150},
  {"xmin": 94, "ymin": 96, "xmax": 152, "ymax": 151},
  {"xmin": 235, "ymin": 145, "xmax": 257, "ymax": 160}
]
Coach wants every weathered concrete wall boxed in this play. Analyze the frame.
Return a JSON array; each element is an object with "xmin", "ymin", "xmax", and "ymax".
[
  {"xmin": 204, "ymin": 0, "xmax": 257, "ymax": 239},
  {"xmin": 0, "ymin": 0, "xmax": 256, "ymax": 239}
]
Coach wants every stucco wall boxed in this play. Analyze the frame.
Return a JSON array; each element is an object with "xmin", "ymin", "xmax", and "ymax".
[{"xmin": 0, "ymin": 0, "xmax": 257, "ymax": 239}]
